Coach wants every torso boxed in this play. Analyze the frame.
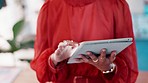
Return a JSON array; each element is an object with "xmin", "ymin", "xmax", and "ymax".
[{"xmin": 48, "ymin": 0, "xmax": 115, "ymax": 79}]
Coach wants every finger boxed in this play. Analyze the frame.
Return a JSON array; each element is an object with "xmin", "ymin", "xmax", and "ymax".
[
  {"xmin": 58, "ymin": 42, "xmax": 66, "ymax": 47},
  {"xmin": 55, "ymin": 46, "xmax": 68, "ymax": 57},
  {"xmin": 109, "ymin": 51, "xmax": 116, "ymax": 63},
  {"xmin": 72, "ymin": 43, "xmax": 79, "ymax": 49},
  {"xmin": 79, "ymin": 54, "xmax": 90, "ymax": 63},
  {"xmin": 70, "ymin": 42, "xmax": 79, "ymax": 49},
  {"xmin": 63, "ymin": 40, "xmax": 79, "ymax": 49},
  {"xmin": 99, "ymin": 48, "xmax": 107, "ymax": 61},
  {"xmin": 75, "ymin": 58, "xmax": 84, "ymax": 63},
  {"xmin": 68, "ymin": 40, "xmax": 76, "ymax": 45},
  {"xmin": 58, "ymin": 45, "xmax": 65, "ymax": 50},
  {"xmin": 55, "ymin": 48, "xmax": 61, "ymax": 56},
  {"xmin": 86, "ymin": 51, "xmax": 97, "ymax": 61},
  {"xmin": 61, "ymin": 46, "xmax": 72, "ymax": 57}
]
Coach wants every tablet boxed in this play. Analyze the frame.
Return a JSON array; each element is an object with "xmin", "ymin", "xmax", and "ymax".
[{"xmin": 67, "ymin": 38, "xmax": 133, "ymax": 64}]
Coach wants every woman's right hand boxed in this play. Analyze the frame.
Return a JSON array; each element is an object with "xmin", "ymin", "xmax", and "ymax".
[{"xmin": 50, "ymin": 40, "xmax": 78, "ymax": 65}]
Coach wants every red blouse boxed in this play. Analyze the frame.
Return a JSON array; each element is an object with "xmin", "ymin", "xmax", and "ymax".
[{"xmin": 31, "ymin": 0, "xmax": 138, "ymax": 83}]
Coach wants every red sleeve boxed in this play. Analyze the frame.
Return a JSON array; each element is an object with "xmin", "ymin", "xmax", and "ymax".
[
  {"xmin": 103, "ymin": 0, "xmax": 138, "ymax": 82},
  {"xmin": 30, "ymin": 1, "xmax": 69, "ymax": 82}
]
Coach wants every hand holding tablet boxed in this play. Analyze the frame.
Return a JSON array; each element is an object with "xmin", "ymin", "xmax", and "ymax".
[{"xmin": 67, "ymin": 38, "xmax": 133, "ymax": 64}]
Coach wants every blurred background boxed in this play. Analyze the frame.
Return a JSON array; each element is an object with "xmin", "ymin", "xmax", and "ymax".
[{"xmin": 0, "ymin": 0, "xmax": 148, "ymax": 83}]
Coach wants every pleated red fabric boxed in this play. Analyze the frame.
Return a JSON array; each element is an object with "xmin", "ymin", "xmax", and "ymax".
[{"xmin": 30, "ymin": 0, "xmax": 138, "ymax": 83}]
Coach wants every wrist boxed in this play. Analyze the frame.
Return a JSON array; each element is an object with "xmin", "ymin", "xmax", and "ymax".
[
  {"xmin": 50, "ymin": 54, "xmax": 59, "ymax": 66},
  {"xmin": 102, "ymin": 63, "xmax": 116, "ymax": 74}
]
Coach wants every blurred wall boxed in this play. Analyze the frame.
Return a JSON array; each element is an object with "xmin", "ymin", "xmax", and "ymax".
[{"xmin": 127, "ymin": 0, "xmax": 144, "ymax": 14}]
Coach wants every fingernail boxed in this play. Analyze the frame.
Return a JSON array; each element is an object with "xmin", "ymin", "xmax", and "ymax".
[
  {"xmin": 102, "ymin": 48, "xmax": 106, "ymax": 52},
  {"xmin": 75, "ymin": 44, "xmax": 79, "ymax": 47},
  {"xmin": 86, "ymin": 51, "xmax": 91, "ymax": 55}
]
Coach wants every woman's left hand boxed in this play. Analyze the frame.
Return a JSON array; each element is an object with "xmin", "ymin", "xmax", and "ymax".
[{"xmin": 75, "ymin": 48, "xmax": 116, "ymax": 72}]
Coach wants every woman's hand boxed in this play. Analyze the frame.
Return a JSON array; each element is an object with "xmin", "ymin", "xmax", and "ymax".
[
  {"xmin": 50, "ymin": 40, "xmax": 78, "ymax": 65},
  {"xmin": 75, "ymin": 48, "xmax": 116, "ymax": 72}
]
